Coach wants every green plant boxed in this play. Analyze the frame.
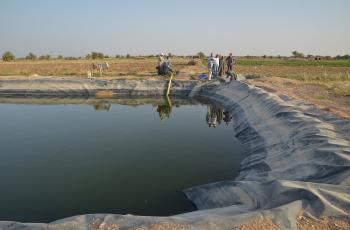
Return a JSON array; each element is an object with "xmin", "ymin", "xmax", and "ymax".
[
  {"xmin": 86, "ymin": 52, "xmax": 104, "ymax": 59},
  {"xmin": 25, "ymin": 52, "xmax": 37, "ymax": 60},
  {"xmin": 93, "ymin": 52, "xmax": 104, "ymax": 59},
  {"xmin": 236, "ymin": 58, "xmax": 350, "ymax": 67},
  {"xmin": 2, "ymin": 51, "xmax": 15, "ymax": 61}
]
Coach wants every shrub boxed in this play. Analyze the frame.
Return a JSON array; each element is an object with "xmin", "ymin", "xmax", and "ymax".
[
  {"xmin": 85, "ymin": 52, "xmax": 105, "ymax": 59},
  {"xmin": 335, "ymin": 55, "xmax": 350, "ymax": 60},
  {"xmin": 197, "ymin": 52, "xmax": 205, "ymax": 59},
  {"xmin": 2, "ymin": 51, "xmax": 15, "ymax": 61},
  {"xmin": 126, "ymin": 54, "xmax": 131, "ymax": 58},
  {"xmin": 292, "ymin": 51, "xmax": 305, "ymax": 58},
  {"xmin": 91, "ymin": 52, "xmax": 104, "ymax": 59},
  {"xmin": 25, "ymin": 52, "xmax": 37, "ymax": 60},
  {"xmin": 39, "ymin": 55, "xmax": 51, "ymax": 60},
  {"xmin": 64, "ymin": 57, "xmax": 78, "ymax": 60},
  {"xmin": 57, "ymin": 55, "xmax": 63, "ymax": 59}
]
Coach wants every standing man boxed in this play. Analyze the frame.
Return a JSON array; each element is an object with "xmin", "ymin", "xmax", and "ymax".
[
  {"xmin": 213, "ymin": 55, "xmax": 220, "ymax": 77},
  {"xmin": 226, "ymin": 53, "xmax": 235, "ymax": 72},
  {"xmin": 207, "ymin": 53, "xmax": 214, "ymax": 80},
  {"xmin": 218, "ymin": 55, "xmax": 225, "ymax": 76}
]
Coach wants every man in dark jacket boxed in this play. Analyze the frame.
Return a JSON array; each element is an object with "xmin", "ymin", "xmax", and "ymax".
[{"xmin": 226, "ymin": 53, "xmax": 235, "ymax": 72}]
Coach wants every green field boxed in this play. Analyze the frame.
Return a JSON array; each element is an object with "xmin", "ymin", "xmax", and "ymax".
[{"xmin": 236, "ymin": 58, "xmax": 350, "ymax": 67}]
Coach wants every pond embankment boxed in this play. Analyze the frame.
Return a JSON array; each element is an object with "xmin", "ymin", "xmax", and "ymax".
[
  {"xmin": 0, "ymin": 77, "xmax": 349, "ymax": 229},
  {"xmin": 0, "ymin": 77, "xmax": 198, "ymax": 97}
]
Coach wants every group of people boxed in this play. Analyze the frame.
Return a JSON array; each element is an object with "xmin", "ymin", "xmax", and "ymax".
[
  {"xmin": 156, "ymin": 52, "xmax": 236, "ymax": 81},
  {"xmin": 207, "ymin": 53, "xmax": 236, "ymax": 81}
]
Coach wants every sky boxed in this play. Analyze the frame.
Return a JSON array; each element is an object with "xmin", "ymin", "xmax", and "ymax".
[{"xmin": 0, "ymin": 0, "xmax": 349, "ymax": 57}]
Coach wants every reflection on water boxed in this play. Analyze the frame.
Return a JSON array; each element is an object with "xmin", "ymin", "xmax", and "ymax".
[
  {"xmin": 223, "ymin": 110, "xmax": 233, "ymax": 125},
  {"xmin": 206, "ymin": 105, "xmax": 224, "ymax": 128},
  {"xmin": 93, "ymin": 101, "xmax": 112, "ymax": 111},
  {"xmin": 157, "ymin": 104, "xmax": 172, "ymax": 120},
  {"xmin": 91, "ymin": 98, "xmax": 233, "ymax": 126},
  {"xmin": 0, "ymin": 97, "xmax": 243, "ymax": 223},
  {"xmin": 156, "ymin": 96, "xmax": 173, "ymax": 120}
]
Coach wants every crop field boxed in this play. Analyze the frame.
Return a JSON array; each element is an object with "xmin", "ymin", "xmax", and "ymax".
[{"xmin": 236, "ymin": 58, "xmax": 350, "ymax": 67}]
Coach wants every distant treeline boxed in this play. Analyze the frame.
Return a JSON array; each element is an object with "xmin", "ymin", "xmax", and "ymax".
[{"xmin": 2, "ymin": 50, "xmax": 350, "ymax": 62}]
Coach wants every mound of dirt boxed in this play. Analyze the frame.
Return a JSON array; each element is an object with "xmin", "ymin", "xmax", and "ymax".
[{"xmin": 187, "ymin": 60, "xmax": 198, "ymax": 65}]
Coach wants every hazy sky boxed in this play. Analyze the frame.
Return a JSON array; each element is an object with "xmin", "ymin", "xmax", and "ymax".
[{"xmin": 1, "ymin": 0, "xmax": 349, "ymax": 57}]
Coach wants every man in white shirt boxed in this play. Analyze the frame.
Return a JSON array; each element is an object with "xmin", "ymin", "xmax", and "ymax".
[
  {"xmin": 207, "ymin": 53, "xmax": 214, "ymax": 80},
  {"xmin": 213, "ymin": 54, "xmax": 220, "ymax": 77}
]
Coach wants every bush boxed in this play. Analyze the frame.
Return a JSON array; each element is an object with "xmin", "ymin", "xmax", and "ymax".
[
  {"xmin": 57, "ymin": 55, "xmax": 63, "ymax": 59},
  {"xmin": 91, "ymin": 52, "xmax": 104, "ymax": 59},
  {"xmin": 335, "ymin": 55, "xmax": 350, "ymax": 60},
  {"xmin": 39, "ymin": 55, "xmax": 51, "ymax": 60},
  {"xmin": 2, "ymin": 51, "xmax": 15, "ymax": 61},
  {"xmin": 85, "ymin": 52, "xmax": 104, "ymax": 59},
  {"xmin": 126, "ymin": 54, "xmax": 131, "ymax": 58},
  {"xmin": 197, "ymin": 52, "xmax": 205, "ymax": 59},
  {"xmin": 64, "ymin": 57, "xmax": 78, "ymax": 60},
  {"xmin": 292, "ymin": 51, "xmax": 305, "ymax": 58},
  {"xmin": 25, "ymin": 52, "xmax": 37, "ymax": 60}
]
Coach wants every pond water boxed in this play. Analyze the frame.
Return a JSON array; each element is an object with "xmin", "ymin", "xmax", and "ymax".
[{"xmin": 0, "ymin": 98, "xmax": 243, "ymax": 223}]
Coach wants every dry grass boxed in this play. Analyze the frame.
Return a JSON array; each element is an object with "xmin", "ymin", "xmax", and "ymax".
[
  {"xmin": 233, "ymin": 218, "xmax": 280, "ymax": 230},
  {"xmin": 232, "ymin": 216, "xmax": 350, "ymax": 230},
  {"xmin": 0, "ymin": 58, "xmax": 206, "ymax": 79},
  {"xmin": 2, "ymin": 59, "xmax": 349, "ymax": 96},
  {"xmin": 236, "ymin": 65, "xmax": 350, "ymax": 96},
  {"xmin": 1, "ymin": 58, "xmax": 349, "ymax": 118},
  {"xmin": 247, "ymin": 76, "xmax": 350, "ymax": 119},
  {"xmin": 297, "ymin": 216, "xmax": 350, "ymax": 230},
  {"xmin": 238, "ymin": 64, "xmax": 350, "ymax": 119}
]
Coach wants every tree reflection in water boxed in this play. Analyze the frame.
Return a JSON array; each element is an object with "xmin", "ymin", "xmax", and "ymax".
[
  {"xmin": 93, "ymin": 101, "xmax": 112, "ymax": 111},
  {"xmin": 156, "ymin": 96, "xmax": 172, "ymax": 120}
]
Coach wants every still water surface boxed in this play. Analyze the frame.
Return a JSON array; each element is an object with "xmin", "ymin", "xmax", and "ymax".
[{"xmin": 0, "ymin": 98, "xmax": 243, "ymax": 222}]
